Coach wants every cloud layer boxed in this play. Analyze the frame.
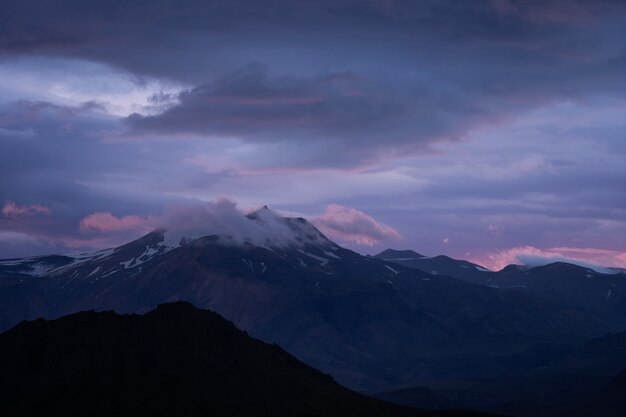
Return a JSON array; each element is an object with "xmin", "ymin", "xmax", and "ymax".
[
  {"xmin": 0, "ymin": 1, "xmax": 624, "ymax": 263},
  {"xmin": 2, "ymin": 1, "xmax": 624, "ymax": 166},
  {"xmin": 76, "ymin": 200, "xmax": 400, "ymax": 249}
]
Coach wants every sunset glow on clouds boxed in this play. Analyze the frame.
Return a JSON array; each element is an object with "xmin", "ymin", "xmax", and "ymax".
[
  {"xmin": 79, "ymin": 212, "xmax": 156, "ymax": 233},
  {"xmin": 2, "ymin": 201, "xmax": 50, "ymax": 219},
  {"xmin": 312, "ymin": 204, "xmax": 401, "ymax": 246},
  {"xmin": 0, "ymin": 0, "xmax": 624, "ymax": 266},
  {"xmin": 476, "ymin": 245, "xmax": 626, "ymax": 272}
]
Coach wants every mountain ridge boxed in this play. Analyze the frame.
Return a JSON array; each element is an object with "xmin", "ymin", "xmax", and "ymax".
[{"xmin": 375, "ymin": 248, "xmax": 626, "ymax": 331}]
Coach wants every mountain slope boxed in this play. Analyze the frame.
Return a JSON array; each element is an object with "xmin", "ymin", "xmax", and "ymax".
[{"xmin": 0, "ymin": 302, "xmax": 498, "ymax": 417}]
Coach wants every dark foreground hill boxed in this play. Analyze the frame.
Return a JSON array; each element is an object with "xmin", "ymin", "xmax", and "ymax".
[
  {"xmin": 579, "ymin": 368, "xmax": 626, "ymax": 417},
  {"xmin": 0, "ymin": 302, "xmax": 498, "ymax": 417}
]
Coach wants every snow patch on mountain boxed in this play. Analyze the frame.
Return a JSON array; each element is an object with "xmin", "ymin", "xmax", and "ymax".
[
  {"xmin": 87, "ymin": 266, "xmax": 101, "ymax": 277},
  {"xmin": 297, "ymin": 249, "xmax": 330, "ymax": 266},
  {"xmin": 385, "ymin": 265, "xmax": 399, "ymax": 275}
]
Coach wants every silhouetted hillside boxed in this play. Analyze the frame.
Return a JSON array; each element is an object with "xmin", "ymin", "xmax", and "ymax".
[
  {"xmin": 0, "ymin": 302, "xmax": 500, "ymax": 417},
  {"xmin": 580, "ymin": 368, "xmax": 626, "ymax": 417}
]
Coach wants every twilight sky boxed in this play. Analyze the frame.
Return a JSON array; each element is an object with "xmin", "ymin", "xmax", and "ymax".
[{"xmin": 0, "ymin": 0, "xmax": 625, "ymax": 270}]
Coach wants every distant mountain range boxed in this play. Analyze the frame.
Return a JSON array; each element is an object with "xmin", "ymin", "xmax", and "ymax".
[
  {"xmin": 0, "ymin": 301, "xmax": 501, "ymax": 417},
  {"xmin": 1, "ymin": 208, "xmax": 624, "ymax": 416},
  {"xmin": 375, "ymin": 249, "xmax": 626, "ymax": 330},
  {"xmin": 370, "ymin": 249, "xmax": 626, "ymax": 416}
]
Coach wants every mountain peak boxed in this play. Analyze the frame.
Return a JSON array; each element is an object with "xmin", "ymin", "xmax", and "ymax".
[
  {"xmin": 157, "ymin": 205, "xmax": 335, "ymax": 251},
  {"xmin": 245, "ymin": 204, "xmax": 276, "ymax": 220},
  {"xmin": 374, "ymin": 249, "xmax": 426, "ymax": 260}
]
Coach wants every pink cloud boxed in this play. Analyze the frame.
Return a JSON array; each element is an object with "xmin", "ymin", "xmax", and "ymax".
[
  {"xmin": 79, "ymin": 212, "xmax": 155, "ymax": 233},
  {"xmin": 475, "ymin": 245, "xmax": 626, "ymax": 272},
  {"xmin": 312, "ymin": 204, "xmax": 401, "ymax": 246},
  {"xmin": 2, "ymin": 200, "xmax": 50, "ymax": 219}
]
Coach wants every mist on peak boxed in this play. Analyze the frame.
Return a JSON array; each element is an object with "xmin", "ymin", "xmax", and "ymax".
[{"xmin": 159, "ymin": 200, "xmax": 332, "ymax": 249}]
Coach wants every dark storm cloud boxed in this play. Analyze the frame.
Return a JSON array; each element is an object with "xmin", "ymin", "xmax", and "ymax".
[
  {"xmin": 125, "ymin": 64, "xmax": 486, "ymax": 159},
  {"xmin": 1, "ymin": 0, "xmax": 624, "ymax": 81},
  {"xmin": 2, "ymin": 1, "xmax": 623, "ymax": 45},
  {"xmin": 122, "ymin": 53, "xmax": 623, "ymax": 166},
  {"xmin": 1, "ymin": 1, "xmax": 623, "ymax": 166},
  {"xmin": 127, "ymin": 65, "xmax": 405, "ymax": 137}
]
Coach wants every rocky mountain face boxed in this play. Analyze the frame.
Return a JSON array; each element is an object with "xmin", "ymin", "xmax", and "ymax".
[
  {"xmin": 0, "ymin": 301, "xmax": 503, "ymax": 417},
  {"xmin": 0, "ymin": 211, "xmax": 614, "ymax": 392}
]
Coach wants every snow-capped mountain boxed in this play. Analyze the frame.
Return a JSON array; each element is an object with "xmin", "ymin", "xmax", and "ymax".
[{"xmin": 0, "ymin": 209, "xmax": 615, "ymax": 391}]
